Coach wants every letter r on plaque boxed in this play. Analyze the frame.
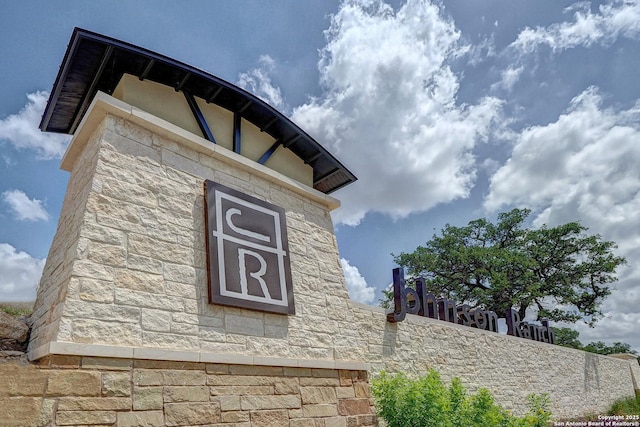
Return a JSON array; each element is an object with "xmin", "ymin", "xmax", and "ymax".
[{"xmin": 204, "ymin": 180, "xmax": 295, "ymax": 314}]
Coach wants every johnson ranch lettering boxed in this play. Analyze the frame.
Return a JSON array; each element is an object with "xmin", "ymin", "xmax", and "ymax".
[{"xmin": 386, "ymin": 268, "xmax": 555, "ymax": 345}]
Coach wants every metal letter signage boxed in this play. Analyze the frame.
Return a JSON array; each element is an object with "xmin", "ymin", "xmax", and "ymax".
[
  {"xmin": 204, "ymin": 180, "xmax": 295, "ymax": 314},
  {"xmin": 386, "ymin": 268, "xmax": 555, "ymax": 345}
]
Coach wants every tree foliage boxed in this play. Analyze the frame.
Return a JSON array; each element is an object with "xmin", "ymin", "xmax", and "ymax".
[
  {"xmin": 391, "ymin": 209, "xmax": 625, "ymax": 326},
  {"xmin": 553, "ymin": 327, "xmax": 639, "ymax": 364}
]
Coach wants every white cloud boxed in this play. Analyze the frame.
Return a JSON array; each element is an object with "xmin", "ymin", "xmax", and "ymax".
[
  {"xmin": 0, "ymin": 91, "xmax": 70, "ymax": 159},
  {"xmin": 2, "ymin": 189, "xmax": 50, "ymax": 222},
  {"xmin": 510, "ymin": 0, "xmax": 640, "ymax": 54},
  {"xmin": 291, "ymin": 0, "xmax": 503, "ymax": 225},
  {"xmin": 485, "ymin": 86, "xmax": 640, "ymax": 350},
  {"xmin": 237, "ymin": 55, "xmax": 287, "ymax": 112},
  {"xmin": 493, "ymin": 66, "xmax": 523, "ymax": 92},
  {"xmin": 341, "ymin": 258, "xmax": 376, "ymax": 304},
  {"xmin": 0, "ymin": 243, "xmax": 44, "ymax": 302}
]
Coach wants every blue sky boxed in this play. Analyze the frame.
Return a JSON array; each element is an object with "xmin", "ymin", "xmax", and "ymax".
[{"xmin": 2, "ymin": 0, "xmax": 640, "ymax": 352}]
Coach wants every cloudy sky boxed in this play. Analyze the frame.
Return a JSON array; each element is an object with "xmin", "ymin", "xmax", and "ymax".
[{"xmin": 1, "ymin": 0, "xmax": 639, "ymax": 351}]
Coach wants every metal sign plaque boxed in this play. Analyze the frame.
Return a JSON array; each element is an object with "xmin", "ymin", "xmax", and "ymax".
[{"xmin": 204, "ymin": 180, "xmax": 295, "ymax": 314}]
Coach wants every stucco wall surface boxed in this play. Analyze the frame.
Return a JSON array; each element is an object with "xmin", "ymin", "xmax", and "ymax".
[{"xmin": 27, "ymin": 95, "xmax": 638, "ymax": 420}]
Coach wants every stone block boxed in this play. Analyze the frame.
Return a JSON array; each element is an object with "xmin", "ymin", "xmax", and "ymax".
[
  {"xmin": 216, "ymin": 395, "xmax": 241, "ymax": 411},
  {"xmin": 165, "ymin": 281, "xmax": 198, "ymax": 299},
  {"xmin": 274, "ymin": 377, "xmax": 300, "ymax": 395},
  {"xmin": 46, "ymin": 370, "xmax": 102, "ymax": 396},
  {"xmin": 302, "ymin": 404, "xmax": 339, "ymax": 418},
  {"xmin": 101, "ymin": 177, "xmax": 157, "ymax": 208},
  {"xmin": 354, "ymin": 383, "xmax": 371, "ymax": 398},
  {"xmin": 73, "ymin": 319, "xmax": 142, "ymax": 347},
  {"xmin": 79, "ymin": 278, "xmax": 115, "ymax": 303},
  {"xmin": 228, "ymin": 365, "xmax": 283, "ymax": 377},
  {"xmin": 300, "ymin": 377, "xmax": 341, "ymax": 387},
  {"xmin": 324, "ymin": 417, "xmax": 348, "ymax": 427},
  {"xmin": 210, "ymin": 385, "xmax": 274, "ymax": 396},
  {"xmin": 57, "ymin": 397, "xmax": 131, "ymax": 411},
  {"xmin": 133, "ymin": 360, "xmax": 202, "ymax": 370},
  {"xmin": 127, "ymin": 253, "xmax": 163, "ymax": 274},
  {"xmin": 284, "ymin": 367, "xmax": 313, "ymax": 377},
  {"xmin": 170, "ymin": 321, "xmax": 198, "ymax": 335},
  {"xmin": 163, "ymin": 263, "xmax": 197, "ymax": 284},
  {"xmin": 117, "ymin": 411, "xmax": 164, "ymax": 427},
  {"xmin": 115, "ymin": 288, "xmax": 184, "ymax": 312},
  {"xmin": 87, "ymin": 242, "xmax": 127, "ymax": 267},
  {"xmin": 82, "ymin": 356, "xmax": 133, "ymax": 371},
  {"xmin": 241, "ymin": 394, "xmax": 301, "ymax": 410},
  {"xmin": 162, "ymin": 369, "xmax": 206, "ymax": 385},
  {"xmin": 250, "ymin": 409, "xmax": 289, "ymax": 427},
  {"xmin": 207, "ymin": 375, "xmax": 275, "ymax": 387},
  {"xmin": 115, "ymin": 270, "xmax": 164, "ymax": 293},
  {"xmin": 225, "ymin": 313, "xmax": 265, "ymax": 336},
  {"xmin": 141, "ymin": 309, "xmax": 172, "ymax": 332},
  {"xmin": 127, "ymin": 233, "xmax": 194, "ymax": 264},
  {"xmin": 56, "ymin": 410, "xmax": 116, "ymax": 425},
  {"xmin": 337, "ymin": 399, "xmax": 371, "ymax": 416},
  {"xmin": 102, "ymin": 372, "xmax": 132, "ymax": 396},
  {"xmin": 133, "ymin": 369, "xmax": 163, "ymax": 386},
  {"xmin": 301, "ymin": 386, "xmax": 338, "ymax": 404},
  {"xmin": 221, "ymin": 411, "xmax": 251, "ymax": 423},
  {"xmin": 72, "ymin": 259, "xmax": 115, "ymax": 281},
  {"xmin": 0, "ymin": 365, "xmax": 48, "ymax": 397},
  {"xmin": 346, "ymin": 414, "xmax": 378, "ymax": 426},
  {"xmin": 163, "ymin": 385, "xmax": 210, "ymax": 402},
  {"xmin": 64, "ymin": 300, "xmax": 140, "ymax": 323},
  {"xmin": 205, "ymin": 363, "xmax": 230, "ymax": 375},
  {"xmin": 133, "ymin": 386, "xmax": 163, "ymax": 410},
  {"xmin": 37, "ymin": 398, "xmax": 56, "ymax": 427},
  {"xmin": 0, "ymin": 397, "xmax": 42, "ymax": 426},
  {"xmin": 336, "ymin": 387, "xmax": 356, "ymax": 399},
  {"xmin": 289, "ymin": 419, "xmax": 317, "ymax": 427},
  {"xmin": 164, "ymin": 402, "xmax": 221, "ymax": 426}
]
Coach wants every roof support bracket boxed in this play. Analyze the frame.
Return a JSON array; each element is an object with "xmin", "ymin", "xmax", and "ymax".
[
  {"xmin": 305, "ymin": 152, "xmax": 323, "ymax": 165},
  {"xmin": 257, "ymin": 133, "xmax": 299, "ymax": 165},
  {"xmin": 239, "ymin": 100, "xmax": 252, "ymax": 114},
  {"xmin": 258, "ymin": 139, "xmax": 282, "ymax": 164},
  {"xmin": 260, "ymin": 117, "xmax": 278, "ymax": 133},
  {"xmin": 206, "ymin": 86, "xmax": 223, "ymax": 103},
  {"xmin": 139, "ymin": 59, "xmax": 155, "ymax": 81},
  {"xmin": 183, "ymin": 91, "xmax": 216, "ymax": 143},
  {"xmin": 233, "ymin": 112, "xmax": 241, "ymax": 154},
  {"xmin": 175, "ymin": 73, "xmax": 190, "ymax": 92}
]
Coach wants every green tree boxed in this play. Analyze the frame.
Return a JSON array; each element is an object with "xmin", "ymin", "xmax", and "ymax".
[
  {"xmin": 392, "ymin": 208, "xmax": 625, "ymax": 325},
  {"xmin": 582, "ymin": 341, "xmax": 636, "ymax": 355},
  {"xmin": 552, "ymin": 327, "xmax": 639, "ymax": 365},
  {"xmin": 551, "ymin": 327, "xmax": 583, "ymax": 350}
]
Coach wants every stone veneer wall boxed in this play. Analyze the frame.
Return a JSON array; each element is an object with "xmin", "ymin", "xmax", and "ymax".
[
  {"xmin": 25, "ymin": 94, "xmax": 638, "ymax": 422},
  {"xmin": 1, "ymin": 356, "xmax": 375, "ymax": 427},
  {"xmin": 353, "ymin": 303, "xmax": 639, "ymax": 418}
]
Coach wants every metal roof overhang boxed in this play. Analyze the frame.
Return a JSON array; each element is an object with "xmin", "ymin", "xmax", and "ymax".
[{"xmin": 40, "ymin": 28, "xmax": 356, "ymax": 194}]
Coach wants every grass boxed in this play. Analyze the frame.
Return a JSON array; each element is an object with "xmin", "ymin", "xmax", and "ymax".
[
  {"xmin": 608, "ymin": 393, "xmax": 640, "ymax": 416},
  {"xmin": 0, "ymin": 302, "xmax": 34, "ymax": 317},
  {"xmin": 553, "ymin": 393, "xmax": 640, "ymax": 424}
]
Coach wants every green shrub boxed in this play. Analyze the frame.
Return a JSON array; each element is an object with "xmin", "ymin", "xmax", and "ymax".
[
  {"xmin": 0, "ymin": 302, "xmax": 33, "ymax": 317},
  {"xmin": 371, "ymin": 369, "xmax": 551, "ymax": 427},
  {"xmin": 608, "ymin": 394, "xmax": 640, "ymax": 416}
]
